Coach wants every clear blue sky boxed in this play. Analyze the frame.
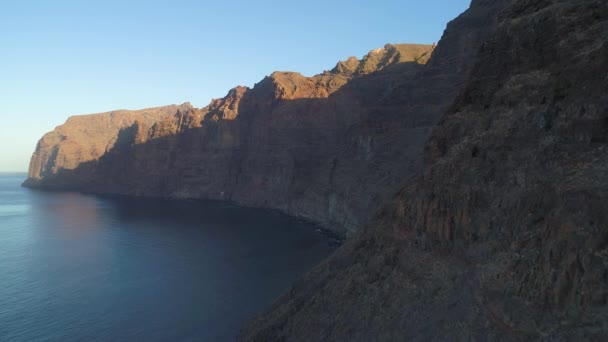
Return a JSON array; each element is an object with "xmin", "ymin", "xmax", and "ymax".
[{"xmin": 0, "ymin": 0, "xmax": 470, "ymax": 172}]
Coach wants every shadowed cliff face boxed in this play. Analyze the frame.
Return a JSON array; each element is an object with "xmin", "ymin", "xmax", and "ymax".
[
  {"xmin": 24, "ymin": 104, "xmax": 190, "ymax": 183},
  {"xmin": 241, "ymin": 0, "xmax": 608, "ymax": 340},
  {"xmin": 24, "ymin": 43, "xmax": 458, "ymax": 237}
]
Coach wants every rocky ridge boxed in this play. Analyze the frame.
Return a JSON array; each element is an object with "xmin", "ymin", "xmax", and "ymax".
[
  {"xmin": 24, "ymin": 43, "xmax": 446, "ymax": 237},
  {"xmin": 240, "ymin": 0, "xmax": 608, "ymax": 340}
]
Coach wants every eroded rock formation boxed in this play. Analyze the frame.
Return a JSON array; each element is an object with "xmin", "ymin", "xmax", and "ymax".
[
  {"xmin": 240, "ymin": 0, "xmax": 608, "ymax": 340},
  {"xmin": 23, "ymin": 104, "xmax": 188, "ymax": 188},
  {"xmin": 25, "ymin": 43, "xmax": 452, "ymax": 237}
]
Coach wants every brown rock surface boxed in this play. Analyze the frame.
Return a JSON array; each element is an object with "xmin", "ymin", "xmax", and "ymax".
[
  {"xmin": 24, "ymin": 43, "xmax": 448, "ymax": 237},
  {"xmin": 240, "ymin": 0, "xmax": 608, "ymax": 340},
  {"xmin": 23, "ymin": 104, "xmax": 189, "ymax": 187}
]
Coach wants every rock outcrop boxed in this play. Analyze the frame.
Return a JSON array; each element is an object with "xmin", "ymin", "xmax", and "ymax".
[
  {"xmin": 240, "ymin": 0, "xmax": 608, "ymax": 340},
  {"xmin": 24, "ymin": 43, "xmax": 454, "ymax": 237}
]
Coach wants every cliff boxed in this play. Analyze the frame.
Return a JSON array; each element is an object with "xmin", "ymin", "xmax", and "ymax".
[
  {"xmin": 241, "ymin": 0, "xmax": 608, "ymax": 340},
  {"xmin": 23, "ymin": 0, "xmax": 608, "ymax": 338},
  {"xmin": 24, "ymin": 42, "xmax": 452, "ymax": 237},
  {"xmin": 23, "ymin": 104, "xmax": 190, "ymax": 188}
]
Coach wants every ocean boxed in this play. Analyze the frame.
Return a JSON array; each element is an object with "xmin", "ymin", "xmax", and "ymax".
[{"xmin": 0, "ymin": 173, "xmax": 335, "ymax": 341}]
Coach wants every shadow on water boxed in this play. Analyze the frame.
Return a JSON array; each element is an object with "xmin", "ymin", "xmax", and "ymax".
[{"xmin": 1, "ymin": 174, "xmax": 338, "ymax": 341}]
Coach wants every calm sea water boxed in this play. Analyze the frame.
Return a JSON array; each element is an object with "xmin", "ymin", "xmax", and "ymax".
[{"xmin": 0, "ymin": 173, "xmax": 335, "ymax": 341}]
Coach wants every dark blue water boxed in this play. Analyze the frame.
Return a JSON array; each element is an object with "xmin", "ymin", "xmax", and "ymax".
[{"xmin": 0, "ymin": 173, "xmax": 335, "ymax": 341}]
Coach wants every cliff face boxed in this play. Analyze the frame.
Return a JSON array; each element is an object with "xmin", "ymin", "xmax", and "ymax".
[
  {"xmin": 23, "ymin": 0, "xmax": 608, "ymax": 339},
  {"xmin": 24, "ymin": 42, "xmax": 460, "ymax": 237},
  {"xmin": 23, "ymin": 104, "xmax": 189, "ymax": 188},
  {"xmin": 241, "ymin": 0, "xmax": 608, "ymax": 340}
]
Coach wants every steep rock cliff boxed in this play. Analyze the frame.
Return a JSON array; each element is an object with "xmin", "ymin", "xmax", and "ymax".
[
  {"xmin": 241, "ymin": 0, "xmax": 608, "ymax": 340},
  {"xmin": 23, "ymin": 104, "xmax": 190, "ymax": 188},
  {"xmin": 25, "ymin": 42, "xmax": 459, "ymax": 237}
]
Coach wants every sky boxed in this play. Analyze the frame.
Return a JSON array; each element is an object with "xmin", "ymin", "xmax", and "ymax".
[{"xmin": 0, "ymin": 0, "xmax": 471, "ymax": 172}]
